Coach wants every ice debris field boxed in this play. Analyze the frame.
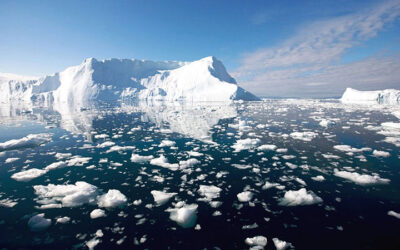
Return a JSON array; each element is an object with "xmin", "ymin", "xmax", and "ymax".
[{"xmin": 0, "ymin": 98, "xmax": 399, "ymax": 249}]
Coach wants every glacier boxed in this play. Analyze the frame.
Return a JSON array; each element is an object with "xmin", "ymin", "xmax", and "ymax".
[
  {"xmin": 341, "ymin": 88, "xmax": 400, "ymax": 105},
  {"xmin": 0, "ymin": 56, "xmax": 259, "ymax": 106}
]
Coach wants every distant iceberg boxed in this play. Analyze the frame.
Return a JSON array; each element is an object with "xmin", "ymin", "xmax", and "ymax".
[
  {"xmin": 0, "ymin": 56, "xmax": 259, "ymax": 106},
  {"xmin": 341, "ymin": 88, "xmax": 400, "ymax": 104}
]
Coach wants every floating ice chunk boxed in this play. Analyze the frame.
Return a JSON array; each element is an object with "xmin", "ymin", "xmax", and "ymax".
[
  {"xmin": 151, "ymin": 190, "xmax": 177, "ymax": 206},
  {"xmin": 44, "ymin": 161, "xmax": 67, "ymax": 171},
  {"xmin": 0, "ymin": 198, "xmax": 17, "ymax": 207},
  {"xmin": 290, "ymin": 132, "xmax": 317, "ymax": 142},
  {"xmin": 66, "ymin": 156, "xmax": 92, "ymax": 166},
  {"xmin": 262, "ymin": 181, "xmax": 284, "ymax": 190},
  {"xmin": 295, "ymin": 177, "xmax": 306, "ymax": 186},
  {"xmin": 334, "ymin": 169, "xmax": 390, "ymax": 185},
  {"xmin": 150, "ymin": 155, "xmax": 179, "ymax": 171},
  {"xmin": 28, "ymin": 213, "xmax": 51, "ymax": 232},
  {"xmin": 167, "ymin": 204, "xmax": 198, "ymax": 228},
  {"xmin": 56, "ymin": 216, "xmax": 70, "ymax": 224},
  {"xmin": 5, "ymin": 157, "xmax": 19, "ymax": 163},
  {"xmin": 198, "ymin": 185, "xmax": 222, "ymax": 201},
  {"xmin": 159, "ymin": 140, "xmax": 176, "ymax": 147},
  {"xmin": 237, "ymin": 191, "xmax": 253, "ymax": 202},
  {"xmin": 258, "ymin": 144, "xmax": 277, "ymax": 151},
  {"xmin": 333, "ymin": 145, "xmax": 371, "ymax": 153},
  {"xmin": 272, "ymin": 237, "xmax": 294, "ymax": 250},
  {"xmin": 341, "ymin": 88, "xmax": 400, "ymax": 104},
  {"xmin": 311, "ymin": 175, "xmax": 325, "ymax": 182},
  {"xmin": 96, "ymin": 141, "xmax": 115, "ymax": 148},
  {"xmin": 33, "ymin": 181, "xmax": 98, "ymax": 207},
  {"xmin": 319, "ymin": 119, "xmax": 335, "ymax": 128},
  {"xmin": 279, "ymin": 188, "xmax": 322, "ymax": 206},
  {"xmin": 388, "ymin": 210, "xmax": 400, "ymax": 219},
  {"xmin": 86, "ymin": 237, "xmax": 101, "ymax": 250},
  {"xmin": 232, "ymin": 138, "xmax": 260, "ymax": 152},
  {"xmin": 90, "ymin": 209, "xmax": 106, "ymax": 219},
  {"xmin": 131, "ymin": 153, "xmax": 154, "ymax": 163},
  {"xmin": 0, "ymin": 133, "xmax": 52, "ymax": 152},
  {"xmin": 11, "ymin": 168, "xmax": 47, "ymax": 182},
  {"xmin": 106, "ymin": 145, "xmax": 135, "ymax": 153},
  {"xmin": 372, "ymin": 150, "xmax": 390, "ymax": 157},
  {"xmin": 187, "ymin": 151, "xmax": 204, "ymax": 157},
  {"xmin": 94, "ymin": 134, "xmax": 109, "ymax": 139},
  {"xmin": 55, "ymin": 152, "xmax": 72, "ymax": 160},
  {"xmin": 179, "ymin": 158, "xmax": 200, "ymax": 169},
  {"xmin": 97, "ymin": 189, "xmax": 127, "ymax": 208},
  {"xmin": 245, "ymin": 236, "xmax": 267, "ymax": 248}
]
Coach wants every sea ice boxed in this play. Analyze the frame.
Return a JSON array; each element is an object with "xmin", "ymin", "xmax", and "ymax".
[{"xmin": 279, "ymin": 188, "xmax": 322, "ymax": 206}]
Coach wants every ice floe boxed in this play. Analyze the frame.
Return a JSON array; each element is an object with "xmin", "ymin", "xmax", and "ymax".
[
  {"xmin": 0, "ymin": 133, "xmax": 52, "ymax": 151},
  {"xmin": 97, "ymin": 189, "xmax": 127, "ymax": 208},
  {"xmin": 167, "ymin": 204, "xmax": 198, "ymax": 228},
  {"xmin": 90, "ymin": 209, "xmax": 107, "ymax": 219},
  {"xmin": 151, "ymin": 190, "xmax": 177, "ymax": 206},
  {"xmin": 28, "ymin": 213, "xmax": 51, "ymax": 232},
  {"xmin": 279, "ymin": 188, "xmax": 322, "ymax": 206},
  {"xmin": 334, "ymin": 169, "xmax": 390, "ymax": 185}
]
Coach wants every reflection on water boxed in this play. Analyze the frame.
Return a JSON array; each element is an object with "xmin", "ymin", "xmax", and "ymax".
[
  {"xmin": 0, "ymin": 99, "xmax": 400, "ymax": 249},
  {"xmin": 0, "ymin": 100, "xmax": 238, "ymax": 143}
]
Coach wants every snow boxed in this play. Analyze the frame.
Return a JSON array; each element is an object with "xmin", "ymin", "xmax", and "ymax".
[
  {"xmin": 237, "ymin": 191, "xmax": 254, "ymax": 202},
  {"xmin": 279, "ymin": 188, "xmax": 322, "ymax": 206},
  {"xmin": 151, "ymin": 190, "xmax": 177, "ymax": 206},
  {"xmin": 232, "ymin": 138, "xmax": 261, "ymax": 152},
  {"xmin": 334, "ymin": 169, "xmax": 390, "ymax": 185},
  {"xmin": 244, "ymin": 236, "xmax": 268, "ymax": 248},
  {"xmin": 97, "ymin": 189, "xmax": 127, "ymax": 208},
  {"xmin": 341, "ymin": 88, "xmax": 400, "ymax": 105},
  {"xmin": 33, "ymin": 181, "xmax": 98, "ymax": 207},
  {"xmin": 11, "ymin": 168, "xmax": 47, "ymax": 182},
  {"xmin": 90, "ymin": 209, "xmax": 106, "ymax": 219},
  {"xmin": 0, "ymin": 133, "xmax": 52, "ymax": 151},
  {"xmin": 28, "ymin": 213, "xmax": 51, "ymax": 232},
  {"xmin": 167, "ymin": 204, "xmax": 198, "ymax": 228}
]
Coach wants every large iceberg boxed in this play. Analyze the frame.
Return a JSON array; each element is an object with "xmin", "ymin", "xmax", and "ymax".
[
  {"xmin": 0, "ymin": 56, "xmax": 259, "ymax": 106},
  {"xmin": 341, "ymin": 88, "xmax": 400, "ymax": 104}
]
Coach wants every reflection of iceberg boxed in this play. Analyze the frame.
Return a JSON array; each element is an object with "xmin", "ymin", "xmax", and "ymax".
[
  {"xmin": 122, "ymin": 101, "xmax": 237, "ymax": 142},
  {"xmin": 0, "ymin": 100, "xmax": 238, "ymax": 143}
]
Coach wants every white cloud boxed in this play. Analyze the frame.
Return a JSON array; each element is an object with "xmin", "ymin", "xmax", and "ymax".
[{"xmin": 234, "ymin": 0, "xmax": 400, "ymax": 97}]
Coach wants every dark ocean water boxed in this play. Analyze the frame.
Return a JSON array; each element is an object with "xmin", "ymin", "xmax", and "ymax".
[{"xmin": 0, "ymin": 100, "xmax": 399, "ymax": 249}]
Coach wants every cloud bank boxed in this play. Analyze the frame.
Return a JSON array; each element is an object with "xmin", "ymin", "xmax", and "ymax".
[{"xmin": 234, "ymin": 0, "xmax": 400, "ymax": 97}]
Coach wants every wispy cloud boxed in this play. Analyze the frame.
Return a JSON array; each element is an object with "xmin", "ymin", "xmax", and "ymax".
[{"xmin": 234, "ymin": 0, "xmax": 400, "ymax": 97}]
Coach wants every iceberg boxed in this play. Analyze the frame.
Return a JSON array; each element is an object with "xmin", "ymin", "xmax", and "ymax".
[
  {"xmin": 341, "ymin": 88, "xmax": 400, "ymax": 104},
  {"xmin": 0, "ymin": 56, "xmax": 259, "ymax": 107}
]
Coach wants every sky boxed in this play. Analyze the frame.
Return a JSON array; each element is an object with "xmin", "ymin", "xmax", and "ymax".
[{"xmin": 0, "ymin": 0, "xmax": 399, "ymax": 97}]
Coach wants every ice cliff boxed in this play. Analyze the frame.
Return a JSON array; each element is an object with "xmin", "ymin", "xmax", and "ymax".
[
  {"xmin": 0, "ymin": 56, "xmax": 259, "ymax": 105},
  {"xmin": 341, "ymin": 88, "xmax": 400, "ymax": 105}
]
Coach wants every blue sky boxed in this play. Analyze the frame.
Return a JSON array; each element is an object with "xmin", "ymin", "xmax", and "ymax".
[{"xmin": 1, "ymin": 0, "xmax": 399, "ymax": 97}]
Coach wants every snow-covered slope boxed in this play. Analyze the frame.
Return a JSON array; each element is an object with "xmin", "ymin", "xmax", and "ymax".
[
  {"xmin": 0, "ymin": 56, "xmax": 259, "ymax": 106},
  {"xmin": 341, "ymin": 88, "xmax": 400, "ymax": 105}
]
